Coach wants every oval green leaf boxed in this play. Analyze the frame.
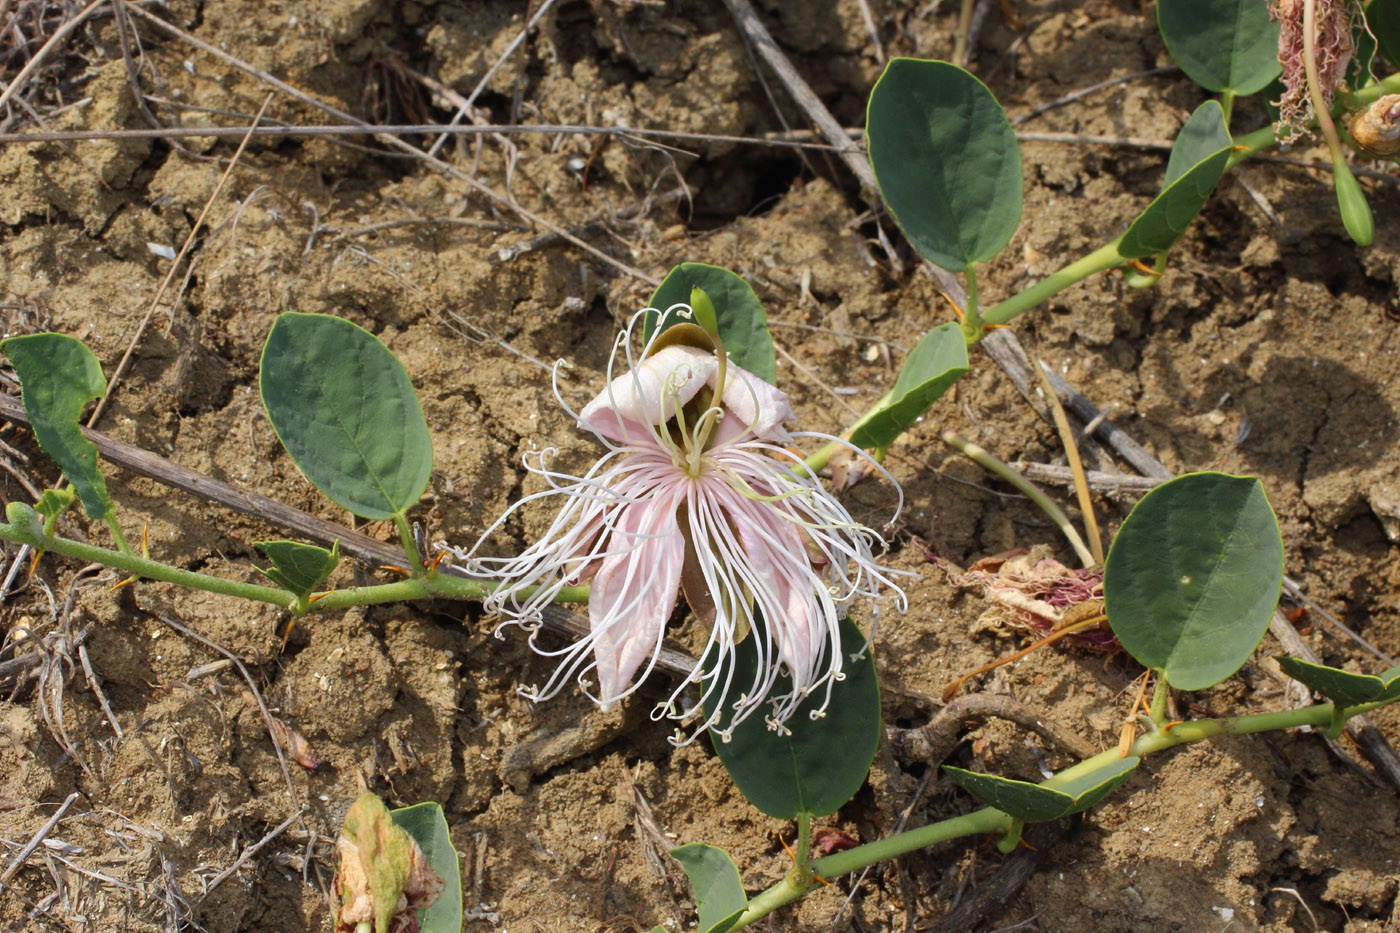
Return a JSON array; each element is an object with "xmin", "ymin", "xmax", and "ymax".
[
  {"xmin": 848, "ymin": 322, "xmax": 969, "ymax": 450},
  {"xmin": 1157, "ymin": 0, "xmax": 1281, "ymax": 94},
  {"xmin": 260, "ymin": 313, "xmax": 433, "ymax": 520},
  {"xmin": 706, "ymin": 619, "xmax": 880, "ymax": 819},
  {"xmin": 1277, "ymin": 657, "xmax": 1400, "ymax": 708},
  {"xmin": 254, "ymin": 540, "xmax": 341, "ymax": 598},
  {"xmin": 867, "ymin": 58, "xmax": 1023, "ymax": 272},
  {"xmin": 670, "ymin": 843, "xmax": 747, "ymax": 933},
  {"xmin": 390, "ymin": 802, "xmax": 462, "ymax": 933},
  {"xmin": 944, "ymin": 757, "xmax": 1139, "ymax": 822},
  {"xmin": 645, "ymin": 263, "xmax": 776, "ymax": 384},
  {"xmin": 2, "ymin": 334, "xmax": 115, "ymax": 522},
  {"xmin": 1118, "ymin": 101, "xmax": 1233, "ymax": 259},
  {"xmin": 1104, "ymin": 472, "xmax": 1284, "ymax": 690}
]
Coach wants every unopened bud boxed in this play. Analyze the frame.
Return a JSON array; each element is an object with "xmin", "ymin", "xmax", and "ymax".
[{"xmin": 689, "ymin": 286, "xmax": 719, "ymax": 340}]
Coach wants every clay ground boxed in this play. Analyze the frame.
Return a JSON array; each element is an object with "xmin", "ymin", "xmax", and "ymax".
[{"xmin": 2, "ymin": 0, "xmax": 1400, "ymax": 930}]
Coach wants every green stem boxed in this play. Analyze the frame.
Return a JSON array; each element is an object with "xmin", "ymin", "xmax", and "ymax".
[
  {"xmin": 963, "ymin": 71, "xmax": 1400, "ymax": 338},
  {"xmin": 104, "ymin": 513, "xmax": 133, "ymax": 556},
  {"xmin": 735, "ymin": 808, "xmax": 1009, "ymax": 924},
  {"xmin": 1228, "ymin": 124, "xmax": 1277, "ymax": 167},
  {"xmin": 979, "ymin": 239, "xmax": 1126, "ymax": 328},
  {"xmin": 799, "ymin": 390, "xmax": 894, "ymax": 477},
  {"xmin": 393, "ymin": 512, "xmax": 424, "ymax": 574},
  {"xmin": 0, "ymin": 519, "xmax": 590, "ymax": 615},
  {"xmin": 1348, "ymin": 70, "xmax": 1400, "ymax": 107},
  {"xmin": 1303, "ymin": 0, "xmax": 1347, "ymax": 157},
  {"xmin": 0, "ymin": 520, "xmax": 297, "ymax": 608},
  {"xmin": 1220, "ymin": 89, "xmax": 1235, "ymax": 126},
  {"xmin": 1148, "ymin": 675, "xmax": 1169, "ymax": 725},
  {"xmin": 942, "ymin": 431, "xmax": 1096, "ymax": 567},
  {"xmin": 960, "ymin": 264, "xmax": 984, "ymax": 345},
  {"xmin": 733, "ymin": 696, "xmax": 1389, "ymax": 928},
  {"xmin": 795, "ymin": 815, "xmax": 812, "ymax": 871}
]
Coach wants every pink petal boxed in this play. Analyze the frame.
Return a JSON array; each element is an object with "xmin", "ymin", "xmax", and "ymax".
[
  {"xmin": 717, "ymin": 363, "xmax": 794, "ymax": 442},
  {"xmin": 727, "ymin": 503, "xmax": 817, "ymax": 680},
  {"xmin": 579, "ymin": 346, "xmax": 716, "ymax": 443},
  {"xmin": 588, "ymin": 492, "xmax": 686, "ymax": 704}
]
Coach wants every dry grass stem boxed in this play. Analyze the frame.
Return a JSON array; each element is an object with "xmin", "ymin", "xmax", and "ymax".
[
  {"xmin": 1033, "ymin": 357, "xmax": 1103, "ymax": 566},
  {"xmin": 0, "ymin": 792, "xmax": 79, "ymax": 891},
  {"xmin": 0, "ymin": 0, "xmax": 108, "ymax": 112},
  {"xmin": 1014, "ymin": 462, "xmax": 1161, "ymax": 499},
  {"xmin": 196, "ymin": 808, "xmax": 304, "ymax": 902}
]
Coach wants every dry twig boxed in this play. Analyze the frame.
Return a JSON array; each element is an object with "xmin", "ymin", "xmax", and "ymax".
[{"xmin": 0, "ymin": 792, "xmax": 79, "ymax": 893}]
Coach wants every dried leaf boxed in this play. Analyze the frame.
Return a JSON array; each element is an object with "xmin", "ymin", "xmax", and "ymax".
[{"xmin": 269, "ymin": 715, "xmax": 324, "ymax": 771}]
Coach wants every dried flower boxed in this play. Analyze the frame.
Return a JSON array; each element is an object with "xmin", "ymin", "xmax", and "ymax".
[
  {"xmin": 453, "ymin": 305, "xmax": 906, "ymax": 742},
  {"xmin": 1349, "ymin": 94, "xmax": 1400, "ymax": 156},
  {"xmin": 335, "ymin": 792, "xmax": 444, "ymax": 933},
  {"xmin": 1271, "ymin": 0, "xmax": 1355, "ymax": 143},
  {"xmin": 941, "ymin": 547, "xmax": 1116, "ymax": 650}
]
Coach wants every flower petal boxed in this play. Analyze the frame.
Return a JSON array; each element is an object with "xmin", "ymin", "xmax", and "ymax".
[
  {"xmin": 588, "ymin": 493, "xmax": 686, "ymax": 704},
  {"xmin": 715, "ymin": 362, "xmax": 794, "ymax": 443},
  {"xmin": 729, "ymin": 505, "xmax": 821, "ymax": 684},
  {"xmin": 580, "ymin": 345, "xmax": 716, "ymax": 443}
]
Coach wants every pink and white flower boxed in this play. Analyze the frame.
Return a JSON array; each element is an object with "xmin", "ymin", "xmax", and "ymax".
[{"xmin": 452, "ymin": 306, "xmax": 906, "ymax": 742}]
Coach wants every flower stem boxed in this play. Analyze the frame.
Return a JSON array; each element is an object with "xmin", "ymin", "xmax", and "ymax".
[{"xmin": 1302, "ymin": 0, "xmax": 1346, "ymax": 156}]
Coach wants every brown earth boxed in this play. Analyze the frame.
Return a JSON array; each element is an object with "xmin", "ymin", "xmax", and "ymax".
[{"xmin": 1, "ymin": 0, "xmax": 1399, "ymax": 931}]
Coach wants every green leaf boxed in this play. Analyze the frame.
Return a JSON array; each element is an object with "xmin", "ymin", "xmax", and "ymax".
[
  {"xmin": 944, "ymin": 757, "xmax": 1140, "ymax": 822},
  {"xmin": 1156, "ymin": 0, "xmax": 1281, "ymax": 94},
  {"xmin": 670, "ymin": 844, "xmax": 747, "ymax": 933},
  {"xmin": 1379, "ymin": 667, "xmax": 1400, "ymax": 704},
  {"xmin": 1277, "ymin": 657, "xmax": 1400, "ymax": 708},
  {"xmin": 645, "ymin": 264, "xmax": 776, "ymax": 384},
  {"xmin": 848, "ymin": 323, "xmax": 969, "ymax": 450},
  {"xmin": 1369, "ymin": 0, "xmax": 1400, "ymax": 69},
  {"xmin": 260, "ymin": 313, "xmax": 433, "ymax": 520},
  {"xmin": 1118, "ymin": 101, "xmax": 1233, "ymax": 259},
  {"xmin": 390, "ymin": 802, "xmax": 462, "ymax": 933},
  {"xmin": 867, "ymin": 58, "xmax": 1023, "ymax": 272},
  {"xmin": 1104, "ymin": 473, "xmax": 1284, "ymax": 690},
  {"xmin": 2, "ymin": 334, "xmax": 114, "ymax": 522},
  {"xmin": 254, "ymin": 540, "xmax": 340, "ymax": 598},
  {"xmin": 34, "ymin": 488, "xmax": 76, "ymax": 523},
  {"xmin": 706, "ymin": 619, "xmax": 880, "ymax": 819}
]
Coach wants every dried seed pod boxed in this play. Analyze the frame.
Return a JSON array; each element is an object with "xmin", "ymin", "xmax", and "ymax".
[{"xmin": 1349, "ymin": 95, "xmax": 1400, "ymax": 157}]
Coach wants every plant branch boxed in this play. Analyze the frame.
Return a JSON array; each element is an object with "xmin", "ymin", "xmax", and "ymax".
[
  {"xmin": 735, "ymin": 694, "xmax": 1396, "ymax": 927},
  {"xmin": 0, "ymin": 514, "xmax": 586, "ymax": 615}
]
